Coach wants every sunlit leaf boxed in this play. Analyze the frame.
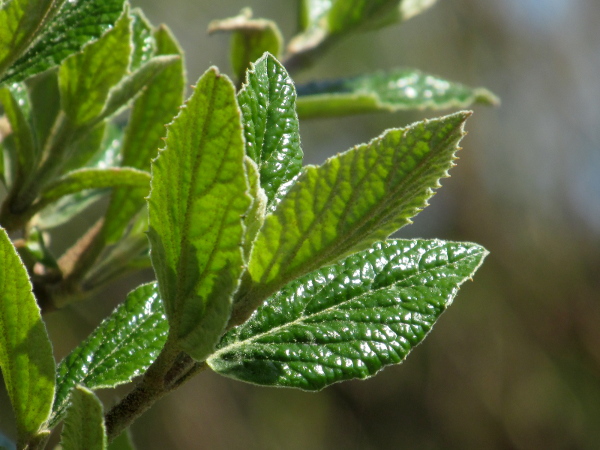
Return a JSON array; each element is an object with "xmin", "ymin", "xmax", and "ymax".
[
  {"xmin": 1, "ymin": 0, "xmax": 126, "ymax": 84},
  {"xmin": 211, "ymin": 239, "xmax": 487, "ymax": 390},
  {"xmin": 0, "ymin": 228, "xmax": 55, "ymax": 443},
  {"xmin": 296, "ymin": 68, "xmax": 499, "ymax": 118},
  {"xmin": 237, "ymin": 53, "xmax": 302, "ymax": 209},
  {"xmin": 147, "ymin": 67, "xmax": 250, "ymax": 361},
  {"xmin": 50, "ymin": 283, "xmax": 167, "ymax": 427}
]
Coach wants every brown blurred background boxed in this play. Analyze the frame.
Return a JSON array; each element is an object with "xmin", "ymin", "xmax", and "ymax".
[{"xmin": 10, "ymin": 0, "xmax": 600, "ymax": 449}]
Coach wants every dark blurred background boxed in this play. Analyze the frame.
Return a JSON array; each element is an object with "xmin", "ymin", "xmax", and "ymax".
[{"xmin": 24, "ymin": 0, "xmax": 600, "ymax": 449}]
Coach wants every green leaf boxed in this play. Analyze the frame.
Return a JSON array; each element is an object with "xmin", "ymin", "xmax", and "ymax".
[
  {"xmin": 50, "ymin": 283, "xmax": 168, "ymax": 427},
  {"xmin": 242, "ymin": 157, "xmax": 266, "ymax": 261},
  {"xmin": 0, "ymin": 0, "xmax": 57, "ymax": 81},
  {"xmin": 296, "ymin": 68, "xmax": 499, "ymax": 118},
  {"xmin": 292, "ymin": 0, "xmax": 437, "ymax": 58},
  {"xmin": 99, "ymin": 54, "xmax": 180, "ymax": 125},
  {"xmin": 26, "ymin": 69, "xmax": 60, "ymax": 152},
  {"xmin": 58, "ymin": 9, "xmax": 131, "ymax": 127},
  {"xmin": 210, "ymin": 239, "xmax": 487, "ymax": 390},
  {"xmin": 237, "ymin": 53, "xmax": 303, "ymax": 209},
  {"xmin": 36, "ymin": 167, "xmax": 150, "ymax": 211},
  {"xmin": 1, "ymin": 0, "xmax": 126, "ymax": 84},
  {"xmin": 147, "ymin": 67, "xmax": 250, "ymax": 361},
  {"xmin": 60, "ymin": 386, "xmax": 106, "ymax": 450},
  {"xmin": 103, "ymin": 24, "xmax": 185, "ymax": 244},
  {"xmin": 130, "ymin": 8, "xmax": 155, "ymax": 71},
  {"xmin": 236, "ymin": 112, "xmax": 469, "ymax": 321},
  {"xmin": 0, "ymin": 228, "xmax": 55, "ymax": 443},
  {"xmin": 0, "ymin": 83, "xmax": 36, "ymax": 187},
  {"xmin": 208, "ymin": 8, "xmax": 283, "ymax": 84}
]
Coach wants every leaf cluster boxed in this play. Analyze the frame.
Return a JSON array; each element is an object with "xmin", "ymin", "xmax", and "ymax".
[{"xmin": 0, "ymin": 1, "xmax": 492, "ymax": 448}]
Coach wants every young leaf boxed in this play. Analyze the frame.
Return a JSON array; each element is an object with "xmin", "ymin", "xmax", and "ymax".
[
  {"xmin": 210, "ymin": 239, "xmax": 487, "ymax": 390},
  {"xmin": 103, "ymin": 25, "xmax": 185, "ymax": 244},
  {"xmin": 35, "ymin": 167, "xmax": 151, "ymax": 212},
  {"xmin": 130, "ymin": 8, "xmax": 155, "ymax": 71},
  {"xmin": 1, "ymin": 0, "xmax": 126, "ymax": 84},
  {"xmin": 60, "ymin": 386, "xmax": 106, "ymax": 450},
  {"xmin": 26, "ymin": 69, "xmax": 60, "ymax": 152},
  {"xmin": 0, "ymin": 0, "xmax": 57, "ymax": 81},
  {"xmin": 238, "ymin": 112, "xmax": 469, "ymax": 319},
  {"xmin": 296, "ymin": 68, "xmax": 499, "ymax": 118},
  {"xmin": 208, "ymin": 8, "xmax": 283, "ymax": 84},
  {"xmin": 50, "ymin": 283, "xmax": 168, "ymax": 427},
  {"xmin": 237, "ymin": 53, "xmax": 303, "ymax": 209},
  {"xmin": 0, "ymin": 228, "xmax": 55, "ymax": 443},
  {"xmin": 58, "ymin": 10, "xmax": 131, "ymax": 127},
  {"xmin": 147, "ymin": 67, "xmax": 251, "ymax": 361}
]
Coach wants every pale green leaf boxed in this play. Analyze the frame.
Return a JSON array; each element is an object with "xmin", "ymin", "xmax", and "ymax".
[
  {"xmin": 296, "ymin": 68, "xmax": 499, "ymax": 118},
  {"xmin": 208, "ymin": 8, "xmax": 283, "ymax": 83},
  {"xmin": 58, "ymin": 10, "xmax": 131, "ymax": 126},
  {"xmin": 103, "ymin": 24, "xmax": 185, "ymax": 244},
  {"xmin": 99, "ymin": 54, "xmax": 180, "ymax": 125},
  {"xmin": 36, "ymin": 167, "xmax": 150, "ymax": 210},
  {"xmin": 50, "ymin": 283, "xmax": 167, "ymax": 427},
  {"xmin": 237, "ymin": 53, "xmax": 302, "ymax": 209},
  {"xmin": 234, "ymin": 112, "xmax": 469, "ymax": 323},
  {"xmin": 130, "ymin": 8, "xmax": 154, "ymax": 71},
  {"xmin": 210, "ymin": 239, "xmax": 487, "ymax": 390},
  {"xmin": 147, "ymin": 67, "xmax": 251, "ymax": 361},
  {"xmin": 291, "ymin": 0, "xmax": 437, "ymax": 59},
  {"xmin": 1, "ymin": 0, "xmax": 126, "ymax": 84},
  {"xmin": 0, "ymin": 0, "xmax": 58, "ymax": 81},
  {"xmin": 0, "ymin": 228, "xmax": 55, "ymax": 442},
  {"xmin": 60, "ymin": 386, "xmax": 106, "ymax": 450}
]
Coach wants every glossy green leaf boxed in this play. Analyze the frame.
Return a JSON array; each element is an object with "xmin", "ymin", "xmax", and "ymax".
[
  {"xmin": 238, "ymin": 112, "xmax": 469, "ymax": 320},
  {"xmin": 0, "ymin": 228, "xmax": 55, "ymax": 442},
  {"xmin": 237, "ymin": 53, "xmax": 302, "ymax": 209},
  {"xmin": 103, "ymin": 25, "xmax": 185, "ymax": 244},
  {"xmin": 211, "ymin": 239, "xmax": 487, "ymax": 390},
  {"xmin": 0, "ymin": 0, "xmax": 57, "ymax": 81},
  {"xmin": 0, "ymin": 83, "xmax": 35, "ymax": 186},
  {"xmin": 60, "ymin": 386, "xmax": 106, "ymax": 450},
  {"xmin": 208, "ymin": 8, "xmax": 283, "ymax": 83},
  {"xmin": 1, "ymin": 0, "xmax": 126, "ymax": 84},
  {"xmin": 36, "ymin": 167, "xmax": 150, "ymax": 210},
  {"xmin": 50, "ymin": 283, "xmax": 167, "ymax": 427},
  {"xmin": 130, "ymin": 8, "xmax": 155, "ymax": 71},
  {"xmin": 292, "ymin": 0, "xmax": 436, "ymax": 58},
  {"xmin": 296, "ymin": 68, "xmax": 499, "ymax": 118},
  {"xmin": 58, "ymin": 10, "xmax": 131, "ymax": 127},
  {"xmin": 147, "ymin": 67, "xmax": 250, "ymax": 361}
]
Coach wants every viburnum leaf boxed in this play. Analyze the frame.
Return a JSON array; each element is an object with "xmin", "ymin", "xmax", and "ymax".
[
  {"xmin": 60, "ymin": 386, "xmax": 106, "ymax": 450},
  {"xmin": 1, "ymin": 0, "xmax": 126, "ymax": 84},
  {"xmin": 147, "ymin": 67, "xmax": 251, "ymax": 361},
  {"xmin": 50, "ymin": 283, "xmax": 168, "ymax": 427},
  {"xmin": 0, "ymin": 228, "xmax": 55, "ymax": 444},
  {"xmin": 232, "ymin": 112, "xmax": 469, "ymax": 323},
  {"xmin": 237, "ymin": 53, "xmax": 302, "ymax": 210},
  {"xmin": 296, "ymin": 68, "xmax": 499, "ymax": 118},
  {"xmin": 210, "ymin": 239, "xmax": 487, "ymax": 390},
  {"xmin": 103, "ymin": 24, "xmax": 185, "ymax": 244}
]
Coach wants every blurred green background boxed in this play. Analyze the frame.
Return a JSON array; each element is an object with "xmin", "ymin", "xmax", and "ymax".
[{"xmin": 12, "ymin": 0, "xmax": 600, "ymax": 449}]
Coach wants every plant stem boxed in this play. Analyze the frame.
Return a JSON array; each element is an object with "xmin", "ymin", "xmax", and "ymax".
[{"xmin": 104, "ymin": 341, "xmax": 207, "ymax": 442}]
